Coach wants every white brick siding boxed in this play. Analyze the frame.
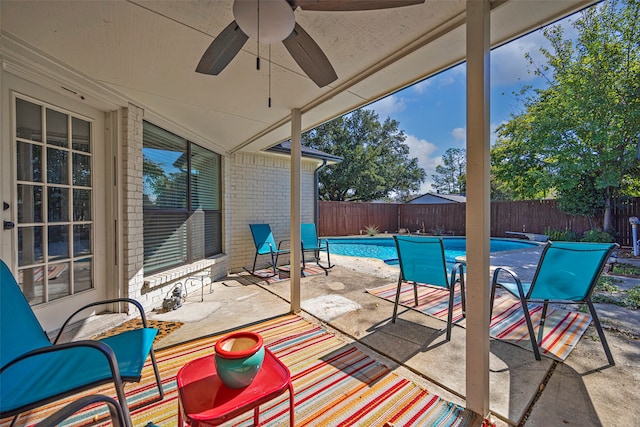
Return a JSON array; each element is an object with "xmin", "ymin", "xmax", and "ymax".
[
  {"xmin": 120, "ymin": 106, "xmax": 232, "ymax": 312},
  {"xmin": 228, "ymin": 152, "xmax": 316, "ymax": 272},
  {"xmin": 120, "ymin": 108, "xmax": 317, "ymax": 310},
  {"xmin": 121, "ymin": 104, "xmax": 145, "ymax": 308}
]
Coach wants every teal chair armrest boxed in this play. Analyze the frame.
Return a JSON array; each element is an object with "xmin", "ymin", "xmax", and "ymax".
[
  {"xmin": 491, "ymin": 266, "xmax": 530, "ymax": 300},
  {"xmin": 36, "ymin": 394, "xmax": 127, "ymax": 427},
  {"xmin": 53, "ymin": 298, "xmax": 149, "ymax": 344}
]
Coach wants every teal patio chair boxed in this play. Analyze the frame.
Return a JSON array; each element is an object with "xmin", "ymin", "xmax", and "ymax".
[
  {"xmin": 36, "ymin": 395, "xmax": 128, "ymax": 427},
  {"xmin": 301, "ymin": 223, "xmax": 334, "ymax": 275},
  {"xmin": 392, "ymin": 235, "xmax": 466, "ymax": 341},
  {"xmin": 0, "ymin": 259, "xmax": 164, "ymax": 427},
  {"xmin": 490, "ymin": 241, "xmax": 618, "ymax": 364},
  {"xmin": 247, "ymin": 224, "xmax": 290, "ymax": 277}
]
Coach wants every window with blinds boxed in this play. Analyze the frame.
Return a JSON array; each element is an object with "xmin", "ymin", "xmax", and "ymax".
[{"xmin": 142, "ymin": 122, "xmax": 222, "ymax": 274}]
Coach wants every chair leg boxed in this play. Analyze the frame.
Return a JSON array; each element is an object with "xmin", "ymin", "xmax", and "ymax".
[
  {"xmin": 271, "ymin": 252, "xmax": 278, "ymax": 277},
  {"xmin": 312, "ymin": 249, "xmax": 328, "ymax": 276},
  {"xmin": 311, "ymin": 246, "xmax": 334, "ymax": 275},
  {"xmin": 489, "ymin": 280, "xmax": 497, "ymax": 318},
  {"xmin": 459, "ymin": 276, "xmax": 466, "ymax": 319},
  {"xmin": 149, "ymin": 348, "xmax": 165, "ymax": 401},
  {"xmin": 251, "ymin": 252, "xmax": 259, "ymax": 274},
  {"xmin": 301, "ymin": 247, "xmax": 307, "ymax": 274},
  {"xmin": 326, "ymin": 248, "xmax": 333, "ymax": 268},
  {"xmin": 244, "ymin": 252, "xmax": 278, "ymax": 278},
  {"xmin": 537, "ymin": 302, "xmax": 549, "ymax": 345},
  {"xmin": 392, "ymin": 277, "xmax": 403, "ymax": 323},
  {"xmin": 586, "ymin": 300, "xmax": 615, "ymax": 366},
  {"xmin": 520, "ymin": 299, "xmax": 542, "ymax": 361},
  {"xmin": 413, "ymin": 282, "xmax": 419, "ymax": 306},
  {"xmin": 446, "ymin": 286, "xmax": 455, "ymax": 341},
  {"xmin": 112, "ymin": 376, "xmax": 134, "ymax": 427}
]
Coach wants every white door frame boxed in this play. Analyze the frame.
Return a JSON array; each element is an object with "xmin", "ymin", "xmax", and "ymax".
[{"xmin": 1, "ymin": 72, "xmax": 112, "ymax": 331}]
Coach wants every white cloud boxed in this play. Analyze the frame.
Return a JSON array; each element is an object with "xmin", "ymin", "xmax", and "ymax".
[
  {"xmin": 368, "ymin": 95, "xmax": 407, "ymax": 118},
  {"xmin": 436, "ymin": 63, "xmax": 465, "ymax": 88},
  {"xmin": 404, "ymin": 134, "xmax": 441, "ymax": 194},
  {"xmin": 451, "ymin": 127, "xmax": 466, "ymax": 142},
  {"xmin": 448, "ymin": 124, "xmax": 505, "ymax": 147},
  {"xmin": 487, "ymin": 10, "xmax": 583, "ymax": 88},
  {"xmin": 412, "ymin": 79, "xmax": 431, "ymax": 94},
  {"xmin": 490, "ymin": 28, "xmax": 556, "ymax": 86},
  {"xmin": 490, "ymin": 13, "xmax": 583, "ymax": 88},
  {"xmin": 434, "ymin": 73, "xmax": 457, "ymax": 88}
]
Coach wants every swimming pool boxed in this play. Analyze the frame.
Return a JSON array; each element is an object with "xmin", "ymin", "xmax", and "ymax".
[{"xmin": 326, "ymin": 236, "xmax": 538, "ymax": 267}]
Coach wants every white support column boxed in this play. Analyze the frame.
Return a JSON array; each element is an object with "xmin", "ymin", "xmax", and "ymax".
[
  {"xmin": 290, "ymin": 109, "xmax": 302, "ymax": 313},
  {"xmin": 465, "ymin": 0, "xmax": 491, "ymax": 417}
]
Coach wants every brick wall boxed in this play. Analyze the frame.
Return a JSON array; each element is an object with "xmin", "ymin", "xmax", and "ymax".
[
  {"xmin": 121, "ymin": 104, "xmax": 145, "ymax": 309},
  {"xmin": 120, "ymin": 106, "xmax": 230, "ymax": 312},
  {"xmin": 120, "ymin": 109, "xmax": 316, "ymax": 308},
  {"xmin": 228, "ymin": 152, "xmax": 316, "ymax": 272}
]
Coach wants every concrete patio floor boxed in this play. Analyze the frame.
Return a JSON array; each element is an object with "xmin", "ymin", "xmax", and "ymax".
[{"xmin": 68, "ymin": 249, "xmax": 639, "ymax": 426}]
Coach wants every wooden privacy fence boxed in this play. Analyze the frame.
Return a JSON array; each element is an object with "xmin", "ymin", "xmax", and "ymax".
[
  {"xmin": 318, "ymin": 198, "xmax": 640, "ymax": 247},
  {"xmin": 318, "ymin": 202, "xmax": 398, "ymax": 236}
]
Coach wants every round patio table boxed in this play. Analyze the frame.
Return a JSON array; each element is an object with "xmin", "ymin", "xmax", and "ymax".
[{"xmin": 176, "ymin": 347, "xmax": 294, "ymax": 426}]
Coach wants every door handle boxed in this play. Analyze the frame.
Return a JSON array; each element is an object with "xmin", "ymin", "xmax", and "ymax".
[{"xmin": 3, "ymin": 221, "xmax": 15, "ymax": 230}]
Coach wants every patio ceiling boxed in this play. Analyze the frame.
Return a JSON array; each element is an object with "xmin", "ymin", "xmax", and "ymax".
[{"xmin": 1, "ymin": 1, "xmax": 595, "ymax": 155}]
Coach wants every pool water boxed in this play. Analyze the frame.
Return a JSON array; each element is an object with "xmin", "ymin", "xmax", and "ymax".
[{"xmin": 326, "ymin": 237, "xmax": 537, "ymax": 267}]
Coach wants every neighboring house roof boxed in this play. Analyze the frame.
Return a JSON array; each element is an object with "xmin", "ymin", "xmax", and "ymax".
[
  {"xmin": 267, "ymin": 141, "xmax": 343, "ymax": 164},
  {"xmin": 407, "ymin": 193, "xmax": 467, "ymax": 204}
]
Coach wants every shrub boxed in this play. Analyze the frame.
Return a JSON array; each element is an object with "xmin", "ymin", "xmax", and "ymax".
[
  {"xmin": 596, "ymin": 275, "xmax": 621, "ymax": 292},
  {"xmin": 431, "ymin": 226, "xmax": 446, "ymax": 236},
  {"xmin": 580, "ymin": 229, "xmax": 615, "ymax": 243},
  {"xmin": 544, "ymin": 227, "xmax": 578, "ymax": 241},
  {"xmin": 623, "ymin": 286, "xmax": 640, "ymax": 310},
  {"xmin": 611, "ymin": 262, "xmax": 640, "ymax": 277},
  {"xmin": 364, "ymin": 225, "xmax": 379, "ymax": 236}
]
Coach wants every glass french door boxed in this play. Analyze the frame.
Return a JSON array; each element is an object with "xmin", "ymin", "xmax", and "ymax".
[{"xmin": 15, "ymin": 96, "xmax": 95, "ymax": 305}]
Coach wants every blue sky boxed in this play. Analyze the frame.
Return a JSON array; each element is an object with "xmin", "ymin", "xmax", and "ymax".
[{"xmin": 368, "ymin": 12, "xmax": 581, "ymax": 194}]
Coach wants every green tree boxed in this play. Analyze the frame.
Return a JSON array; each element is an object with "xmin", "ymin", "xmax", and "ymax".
[
  {"xmin": 492, "ymin": 0, "xmax": 640, "ymax": 232},
  {"xmin": 431, "ymin": 148, "xmax": 466, "ymax": 194},
  {"xmin": 143, "ymin": 156, "xmax": 187, "ymax": 207},
  {"xmin": 302, "ymin": 109, "xmax": 426, "ymax": 201}
]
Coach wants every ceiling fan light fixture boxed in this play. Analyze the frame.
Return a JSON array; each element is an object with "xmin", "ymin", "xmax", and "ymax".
[
  {"xmin": 200, "ymin": 0, "xmax": 424, "ymax": 86},
  {"xmin": 233, "ymin": 0, "xmax": 295, "ymax": 44}
]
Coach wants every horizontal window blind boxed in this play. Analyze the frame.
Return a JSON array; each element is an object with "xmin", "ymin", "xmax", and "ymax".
[
  {"xmin": 143, "ymin": 211, "xmax": 188, "ymax": 273},
  {"xmin": 142, "ymin": 122, "xmax": 222, "ymax": 274}
]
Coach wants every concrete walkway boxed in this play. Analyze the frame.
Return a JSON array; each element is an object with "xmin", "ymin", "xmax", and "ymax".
[{"xmin": 66, "ymin": 249, "xmax": 639, "ymax": 426}]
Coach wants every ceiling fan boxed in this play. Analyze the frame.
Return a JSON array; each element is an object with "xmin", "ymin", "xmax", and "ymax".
[{"xmin": 196, "ymin": 0, "xmax": 425, "ymax": 88}]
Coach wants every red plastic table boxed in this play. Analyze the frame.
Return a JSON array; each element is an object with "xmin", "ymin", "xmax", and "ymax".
[{"xmin": 176, "ymin": 347, "xmax": 294, "ymax": 426}]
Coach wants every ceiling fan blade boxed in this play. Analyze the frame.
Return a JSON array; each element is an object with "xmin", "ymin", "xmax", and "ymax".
[
  {"xmin": 196, "ymin": 21, "xmax": 249, "ymax": 75},
  {"xmin": 288, "ymin": 0, "xmax": 424, "ymax": 11},
  {"xmin": 283, "ymin": 23, "xmax": 337, "ymax": 88}
]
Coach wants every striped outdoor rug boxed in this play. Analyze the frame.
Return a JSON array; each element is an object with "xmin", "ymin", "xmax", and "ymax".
[
  {"xmin": 367, "ymin": 283, "xmax": 592, "ymax": 361},
  {"xmin": 1, "ymin": 315, "xmax": 489, "ymax": 427}
]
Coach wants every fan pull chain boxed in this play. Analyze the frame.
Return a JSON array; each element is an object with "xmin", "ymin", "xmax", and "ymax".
[
  {"xmin": 256, "ymin": 0, "xmax": 260, "ymax": 70},
  {"xmin": 268, "ymin": 45, "xmax": 272, "ymax": 108}
]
